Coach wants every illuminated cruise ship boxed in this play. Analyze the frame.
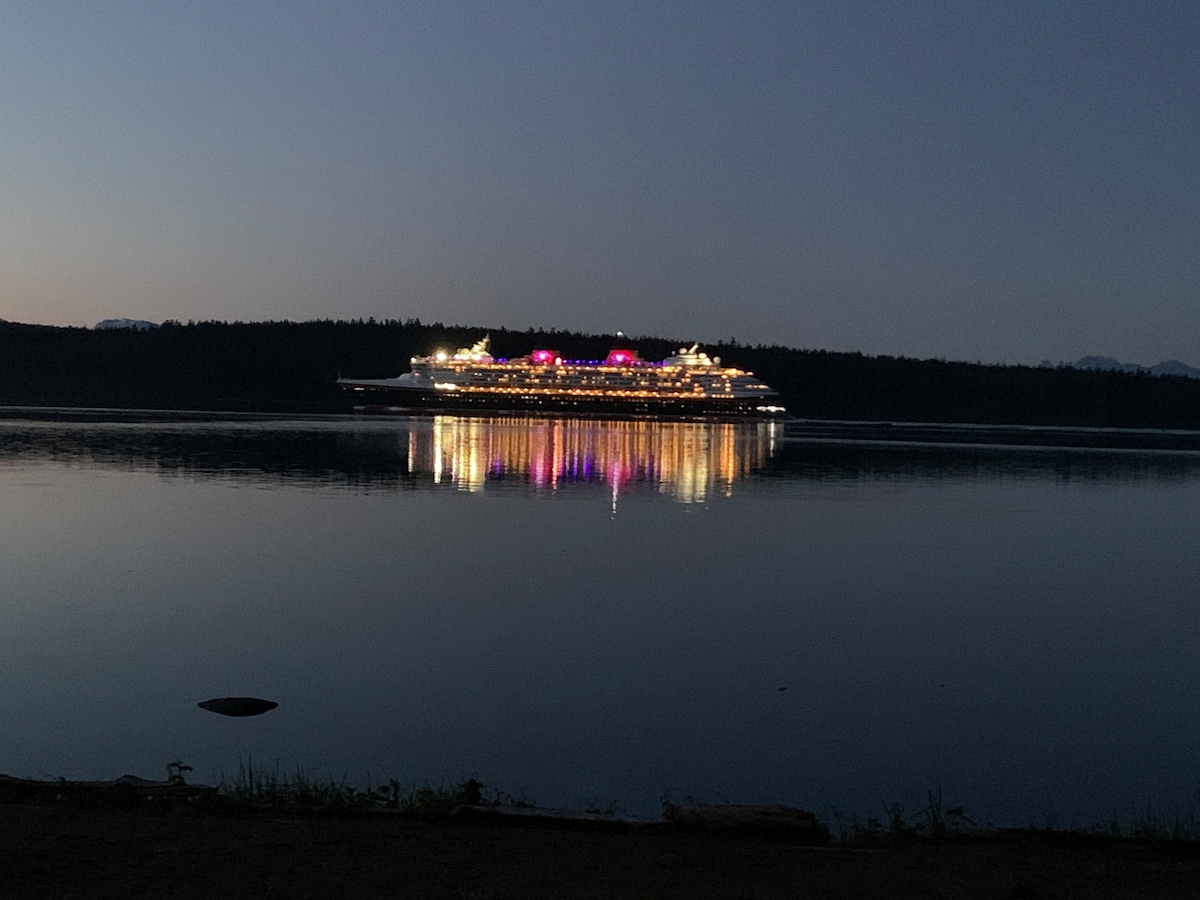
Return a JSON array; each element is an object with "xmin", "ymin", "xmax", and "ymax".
[{"xmin": 337, "ymin": 337, "xmax": 786, "ymax": 418}]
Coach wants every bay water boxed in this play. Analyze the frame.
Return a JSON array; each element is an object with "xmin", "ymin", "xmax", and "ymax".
[{"xmin": 1, "ymin": 410, "xmax": 1198, "ymax": 828}]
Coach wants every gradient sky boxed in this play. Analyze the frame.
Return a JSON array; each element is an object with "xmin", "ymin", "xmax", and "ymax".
[{"xmin": 1, "ymin": 1, "xmax": 1196, "ymax": 364}]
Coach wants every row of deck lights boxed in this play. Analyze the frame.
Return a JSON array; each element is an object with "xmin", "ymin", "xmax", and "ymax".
[{"xmin": 432, "ymin": 384, "xmax": 743, "ymax": 398}]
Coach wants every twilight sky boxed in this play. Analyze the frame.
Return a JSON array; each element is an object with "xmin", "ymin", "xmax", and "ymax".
[{"xmin": 1, "ymin": 1, "xmax": 1196, "ymax": 364}]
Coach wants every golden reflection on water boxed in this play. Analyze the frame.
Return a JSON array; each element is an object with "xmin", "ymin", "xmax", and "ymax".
[{"xmin": 407, "ymin": 416, "xmax": 780, "ymax": 503}]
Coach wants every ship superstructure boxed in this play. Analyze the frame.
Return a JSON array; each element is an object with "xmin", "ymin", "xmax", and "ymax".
[{"xmin": 337, "ymin": 337, "xmax": 786, "ymax": 418}]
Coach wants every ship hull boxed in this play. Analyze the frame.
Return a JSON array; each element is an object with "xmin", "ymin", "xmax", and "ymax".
[{"xmin": 340, "ymin": 384, "xmax": 785, "ymax": 419}]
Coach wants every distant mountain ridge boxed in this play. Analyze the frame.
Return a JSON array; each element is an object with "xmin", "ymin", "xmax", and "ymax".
[
  {"xmin": 1073, "ymin": 355, "xmax": 1200, "ymax": 379},
  {"xmin": 94, "ymin": 318, "xmax": 159, "ymax": 331}
]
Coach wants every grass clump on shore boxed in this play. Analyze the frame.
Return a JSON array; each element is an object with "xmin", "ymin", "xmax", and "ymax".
[
  {"xmin": 829, "ymin": 787, "xmax": 1200, "ymax": 851},
  {"xmin": 831, "ymin": 789, "xmax": 974, "ymax": 847},
  {"xmin": 1106, "ymin": 803, "xmax": 1200, "ymax": 843},
  {"xmin": 214, "ymin": 757, "xmax": 488, "ymax": 818}
]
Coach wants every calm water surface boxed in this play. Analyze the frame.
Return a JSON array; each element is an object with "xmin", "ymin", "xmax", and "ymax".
[{"xmin": 2, "ymin": 410, "xmax": 1199, "ymax": 826}]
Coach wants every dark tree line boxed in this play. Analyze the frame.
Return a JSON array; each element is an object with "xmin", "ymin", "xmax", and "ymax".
[{"xmin": 1, "ymin": 318, "xmax": 1198, "ymax": 427}]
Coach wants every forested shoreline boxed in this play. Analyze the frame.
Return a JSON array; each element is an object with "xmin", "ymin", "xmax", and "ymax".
[{"xmin": 2, "ymin": 318, "xmax": 1198, "ymax": 428}]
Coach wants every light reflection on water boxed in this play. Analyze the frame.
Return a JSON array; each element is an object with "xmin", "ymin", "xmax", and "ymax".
[
  {"xmin": 0, "ymin": 412, "xmax": 788, "ymax": 506},
  {"xmin": 415, "ymin": 416, "xmax": 778, "ymax": 503},
  {"xmin": 1, "ymin": 411, "xmax": 1200, "ymax": 825},
  {"xmin": 2, "ymin": 411, "xmax": 1199, "ymax": 494}
]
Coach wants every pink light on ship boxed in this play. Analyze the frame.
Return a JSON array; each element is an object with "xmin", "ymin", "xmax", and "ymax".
[
  {"xmin": 531, "ymin": 349, "xmax": 558, "ymax": 365},
  {"xmin": 605, "ymin": 349, "xmax": 636, "ymax": 365}
]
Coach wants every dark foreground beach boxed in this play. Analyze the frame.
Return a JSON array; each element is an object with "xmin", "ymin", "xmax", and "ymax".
[{"xmin": 3, "ymin": 803, "xmax": 1200, "ymax": 899}]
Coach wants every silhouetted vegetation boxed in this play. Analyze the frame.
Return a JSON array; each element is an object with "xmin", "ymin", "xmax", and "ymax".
[{"xmin": 2, "ymin": 318, "xmax": 1199, "ymax": 427}]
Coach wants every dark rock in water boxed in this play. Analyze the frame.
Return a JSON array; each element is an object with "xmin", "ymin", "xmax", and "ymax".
[{"xmin": 197, "ymin": 697, "xmax": 278, "ymax": 717}]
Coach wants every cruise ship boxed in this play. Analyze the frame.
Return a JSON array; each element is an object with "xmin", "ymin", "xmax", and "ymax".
[{"xmin": 337, "ymin": 337, "xmax": 786, "ymax": 418}]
